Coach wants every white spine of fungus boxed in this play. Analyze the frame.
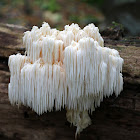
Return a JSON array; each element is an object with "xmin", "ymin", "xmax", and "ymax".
[{"xmin": 8, "ymin": 22, "xmax": 123, "ymax": 135}]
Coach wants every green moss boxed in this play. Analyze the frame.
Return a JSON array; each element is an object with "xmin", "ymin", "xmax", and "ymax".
[
  {"xmin": 35, "ymin": 0, "xmax": 60, "ymax": 12},
  {"xmin": 111, "ymin": 21, "xmax": 124, "ymax": 31}
]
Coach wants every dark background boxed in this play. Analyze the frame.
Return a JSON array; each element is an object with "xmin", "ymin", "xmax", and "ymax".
[{"xmin": 0, "ymin": 0, "xmax": 140, "ymax": 36}]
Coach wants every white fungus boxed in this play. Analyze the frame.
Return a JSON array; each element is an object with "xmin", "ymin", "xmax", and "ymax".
[{"xmin": 8, "ymin": 22, "xmax": 123, "ymax": 135}]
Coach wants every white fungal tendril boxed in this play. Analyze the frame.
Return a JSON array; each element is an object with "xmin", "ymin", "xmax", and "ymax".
[{"xmin": 8, "ymin": 22, "xmax": 123, "ymax": 136}]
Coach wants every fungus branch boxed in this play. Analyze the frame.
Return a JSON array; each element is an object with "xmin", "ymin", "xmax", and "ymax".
[{"xmin": 8, "ymin": 22, "xmax": 123, "ymax": 135}]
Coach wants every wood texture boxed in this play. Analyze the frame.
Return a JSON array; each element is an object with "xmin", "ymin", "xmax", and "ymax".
[{"xmin": 0, "ymin": 23, "xmax": 140, "ymax": 140}]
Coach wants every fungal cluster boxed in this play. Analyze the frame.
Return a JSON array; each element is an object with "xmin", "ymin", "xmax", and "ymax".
[{"xmin": 8, "ymin": 22, "xmax": 123, "ymax": 135}]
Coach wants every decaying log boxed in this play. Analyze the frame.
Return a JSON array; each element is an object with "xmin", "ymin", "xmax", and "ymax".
[{"xmin": 0, "ymin": 23, "xmax": 140, "ymax": 140}]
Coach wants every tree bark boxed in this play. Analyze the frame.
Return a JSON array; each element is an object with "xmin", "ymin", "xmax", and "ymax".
[{"xmin": 0, "ymin": 23, "xmax": 140, "ymax": 140}]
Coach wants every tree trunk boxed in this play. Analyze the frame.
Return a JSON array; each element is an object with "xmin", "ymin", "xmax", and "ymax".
[{"xmin": 0, "ymin": 23, "xmax": 140, "ymax": 140}]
